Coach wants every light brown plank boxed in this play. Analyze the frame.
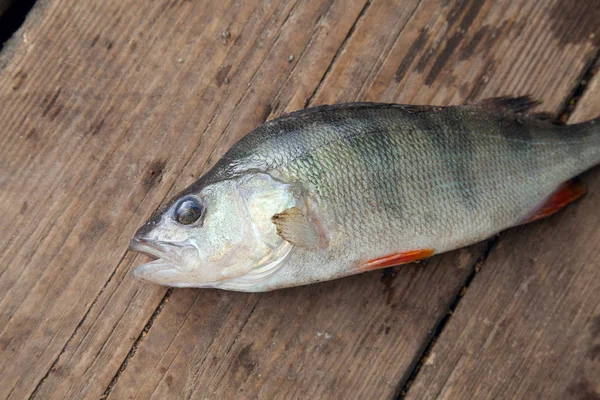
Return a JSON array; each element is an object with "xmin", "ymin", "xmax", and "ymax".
[
  {"xmin": 0, "ymin": 1, "xmax": 597, "ymax": 400},
  {"xmin": 406, "ymin": 68, "xmax": 600, "ymax": 398},
  {"xmin": 107, "ymin": 0, "xmax": 598, "ymax": 399}
]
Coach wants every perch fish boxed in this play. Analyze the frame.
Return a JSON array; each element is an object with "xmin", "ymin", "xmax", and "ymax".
[{"xmin": 129, "ymin": 97, "xmax": 599, "ymax": 292}]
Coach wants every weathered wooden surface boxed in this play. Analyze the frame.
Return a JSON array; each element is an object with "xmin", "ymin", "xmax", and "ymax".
[
  {"xmin": 406, "ymin": 68, "xmax": 600, "ymax": 399},
  {"xmin": 0, "ymin": 0, "xmax": 598, "ymax": 399}
]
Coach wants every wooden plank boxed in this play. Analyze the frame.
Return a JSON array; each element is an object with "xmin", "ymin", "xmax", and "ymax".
[
  {"xmin": 0, "ymin": 1, "xmax": 596, "ymax": 400},
  {"xmin": 405, "ymin": 70, "xmax": 600, "ymax": 398},
  {"xmin": 106, "ymin": 1, "xmax": 598, "ymax": 399}
]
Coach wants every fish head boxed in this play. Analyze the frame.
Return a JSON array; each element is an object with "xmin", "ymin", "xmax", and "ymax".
[{"xmin": 129, "ymin": 172, "xmax": 297, "ymax": 289}]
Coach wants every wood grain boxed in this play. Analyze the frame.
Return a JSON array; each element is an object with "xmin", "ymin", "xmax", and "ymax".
[
  {"xmin": 406, "ymin": 69, "xmax": 600, "ymax": 399},
  {"xmin": 0, "ymin": 0, "xmax": 597, "ymax": 399}
]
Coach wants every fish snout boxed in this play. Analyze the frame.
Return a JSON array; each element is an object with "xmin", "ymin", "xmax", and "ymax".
[
  {"xmin": 129, "ymin": 235, "xmax": 151, "ymax": 251},
  {"xmin": 128, "ymin": 235, "xmax": 165, "ymax": 260},
  {"xmin": 132, "ymin": 217, "xmax": 160, "ymax": 240}
]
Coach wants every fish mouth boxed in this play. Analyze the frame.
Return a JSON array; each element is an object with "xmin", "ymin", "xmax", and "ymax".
[
  {"xmin": 129, "ymin": 237, "xmax": 227, "ymax": 288},
  {"xmin": 129, "ymin": 237, "xmax": 168, "ymax": 259},
  {"xmin": 128, "ymin": 237, "xmax": 186, "ymax": 284}
]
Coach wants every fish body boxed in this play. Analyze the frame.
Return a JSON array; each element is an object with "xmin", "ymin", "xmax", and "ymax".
[{"xmin": 130, "ymin": 98, "xmax": 600, "ymax": 292}]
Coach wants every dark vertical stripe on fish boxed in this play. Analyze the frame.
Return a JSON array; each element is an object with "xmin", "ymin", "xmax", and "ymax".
[{"xmin": 423, "ymin": 110, "xmax": 477, "ymax": 210}]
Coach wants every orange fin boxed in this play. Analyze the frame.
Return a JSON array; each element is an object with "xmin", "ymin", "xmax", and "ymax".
[
  {"xmin": 358, "ymin": 249, "xmax": 434, "ymax": 272},
  {"xmin": 523, "ymin": 180, "xmax": 586, "ymax": 224}
]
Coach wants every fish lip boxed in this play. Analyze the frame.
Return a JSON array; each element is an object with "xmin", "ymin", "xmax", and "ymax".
[
  {"xmin": 129, "ymin": 237, "xmax": 165, "ymax": 260},
  {"xmin": 129, "ymin": 236, "xmax": 200, "ymax": 276},
  {"xmin": 129, "ymin": 237, "xmax": 180, "ymax": 283},
  {"xmin": 131, "ymin": 259, "xmax": 179, "ymax": 284}
]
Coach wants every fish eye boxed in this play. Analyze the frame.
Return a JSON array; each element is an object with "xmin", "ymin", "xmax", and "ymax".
[{"xmin": 174, "ymin": 197, "xmax": 204, "ymax": 225}]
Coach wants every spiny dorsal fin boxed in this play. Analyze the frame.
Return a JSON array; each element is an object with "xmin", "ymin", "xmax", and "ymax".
[
  {"xmin": 271, "ymin": 97, "xmax": 550, "ymax": 125},
  {"xmin": 271, "ymin": 207, "xmax": 323, "ymax": 249},
  {"xmin": 469, "ymin": 95, "xmax": 540, "ymax": 114}
]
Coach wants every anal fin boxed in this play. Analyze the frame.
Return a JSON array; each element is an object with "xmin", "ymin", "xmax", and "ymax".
[
  {"xmin": 523, "ymin": 179, "xmax": 586, "ymax": 224},
  {"xmin": 357, "ymin": 249, "xmax": 435, "ymax": 272}
]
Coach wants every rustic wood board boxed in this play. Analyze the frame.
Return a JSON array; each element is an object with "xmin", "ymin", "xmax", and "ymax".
[
  {"xmin": 0, "ymin": 0, "xmax": 597, "ymax": 399},
  {"xmin": 406, "ymin": 72, "xmax": 600, "ymax": 398}
]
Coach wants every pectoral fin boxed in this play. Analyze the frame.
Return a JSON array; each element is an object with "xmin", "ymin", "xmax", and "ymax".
[{"xmin": 272, "ymin": 207, "xmax": 326, "ymax": 249}]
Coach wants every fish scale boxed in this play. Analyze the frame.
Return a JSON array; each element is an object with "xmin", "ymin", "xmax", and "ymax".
[{"xmin": 130, "ymin": 99, "xmax": 600, "ymax": 291}]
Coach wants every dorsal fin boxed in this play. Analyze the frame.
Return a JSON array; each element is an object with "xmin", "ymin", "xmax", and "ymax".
[
  {"xmin": 469, "ymin": 95, "xmax": 540, "ymax": 114},
  {"xmin": 272, "ymin": 97, "xmax": 548, "ymax": 124}
]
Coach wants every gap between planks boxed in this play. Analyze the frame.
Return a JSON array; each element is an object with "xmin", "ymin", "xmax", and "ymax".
[
  {"xmin": 557, "ymin": 48, "xmax": 600, "ymax": 123},
  {"xmin": 395, "ymin": 237, "xmax": 498, "ymax": 399},
  {"xmin": 29, "ymin": 250, "xmax": 134, "ymax": 400},
  {"xmin": 303, "ymin": 0, "xmax": 372, "ymax": 108},
  {"xmin": 99, "ymin": 288, "xmax": 173, "ymax": 400}
]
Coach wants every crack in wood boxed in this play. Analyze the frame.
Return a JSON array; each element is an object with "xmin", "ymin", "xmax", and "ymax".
[
  {"xmin": 187, "ymin": 0, "xmax": 303, "ymax": 178},
  {"xmin": 303, "ymin": 0, "xmax": 372, "ymax": 108},
  {"xmin": 199, "ymin": 298, "xmax": 262, "ymax": 392},
  {"xmin": 395, "ymin": 237, "xmax": 499, "ymax": 399},
  {"xmin": 558, "ymin": 49, "xmax": 600, "ymax": 124},
  {"xmin": 100, "ymin": 288, "xmax": 173, "ymax": 400},
  {"xmin": 27, "ymin": 250, "xmax": 131, "ymax": 400},
  {"xmin": 263, "ymin": 0, "xmax": 338, "ymax": 121},
  {"xmin": 355, "ymin": 2, "xmax": 421, "ymax": 100}
]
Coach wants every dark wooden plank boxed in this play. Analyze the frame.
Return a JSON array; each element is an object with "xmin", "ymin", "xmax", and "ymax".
[
  {"xmin": 0, "ymin": 0, "xmax": 597, "ymax": 399},
  {"xmin": 406, "ymin": 69, "xmax": 600, "ymax": 398}
]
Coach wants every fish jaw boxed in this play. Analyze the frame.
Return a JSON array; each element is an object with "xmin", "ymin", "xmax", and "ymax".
[
  {"xmin": 129, "ymin": 235, "xmax": 294, "ymax": 290},
  {"xmin": 131, "ymin": 259, "xmax": 180, "ymax": 286},
  {"xmin": 129, "ymin": 237, "xmax": 200, "ymax": 286},
  {"xmin": 128, "ymin": 227, "xmax": 293, "ymax": 290}
]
